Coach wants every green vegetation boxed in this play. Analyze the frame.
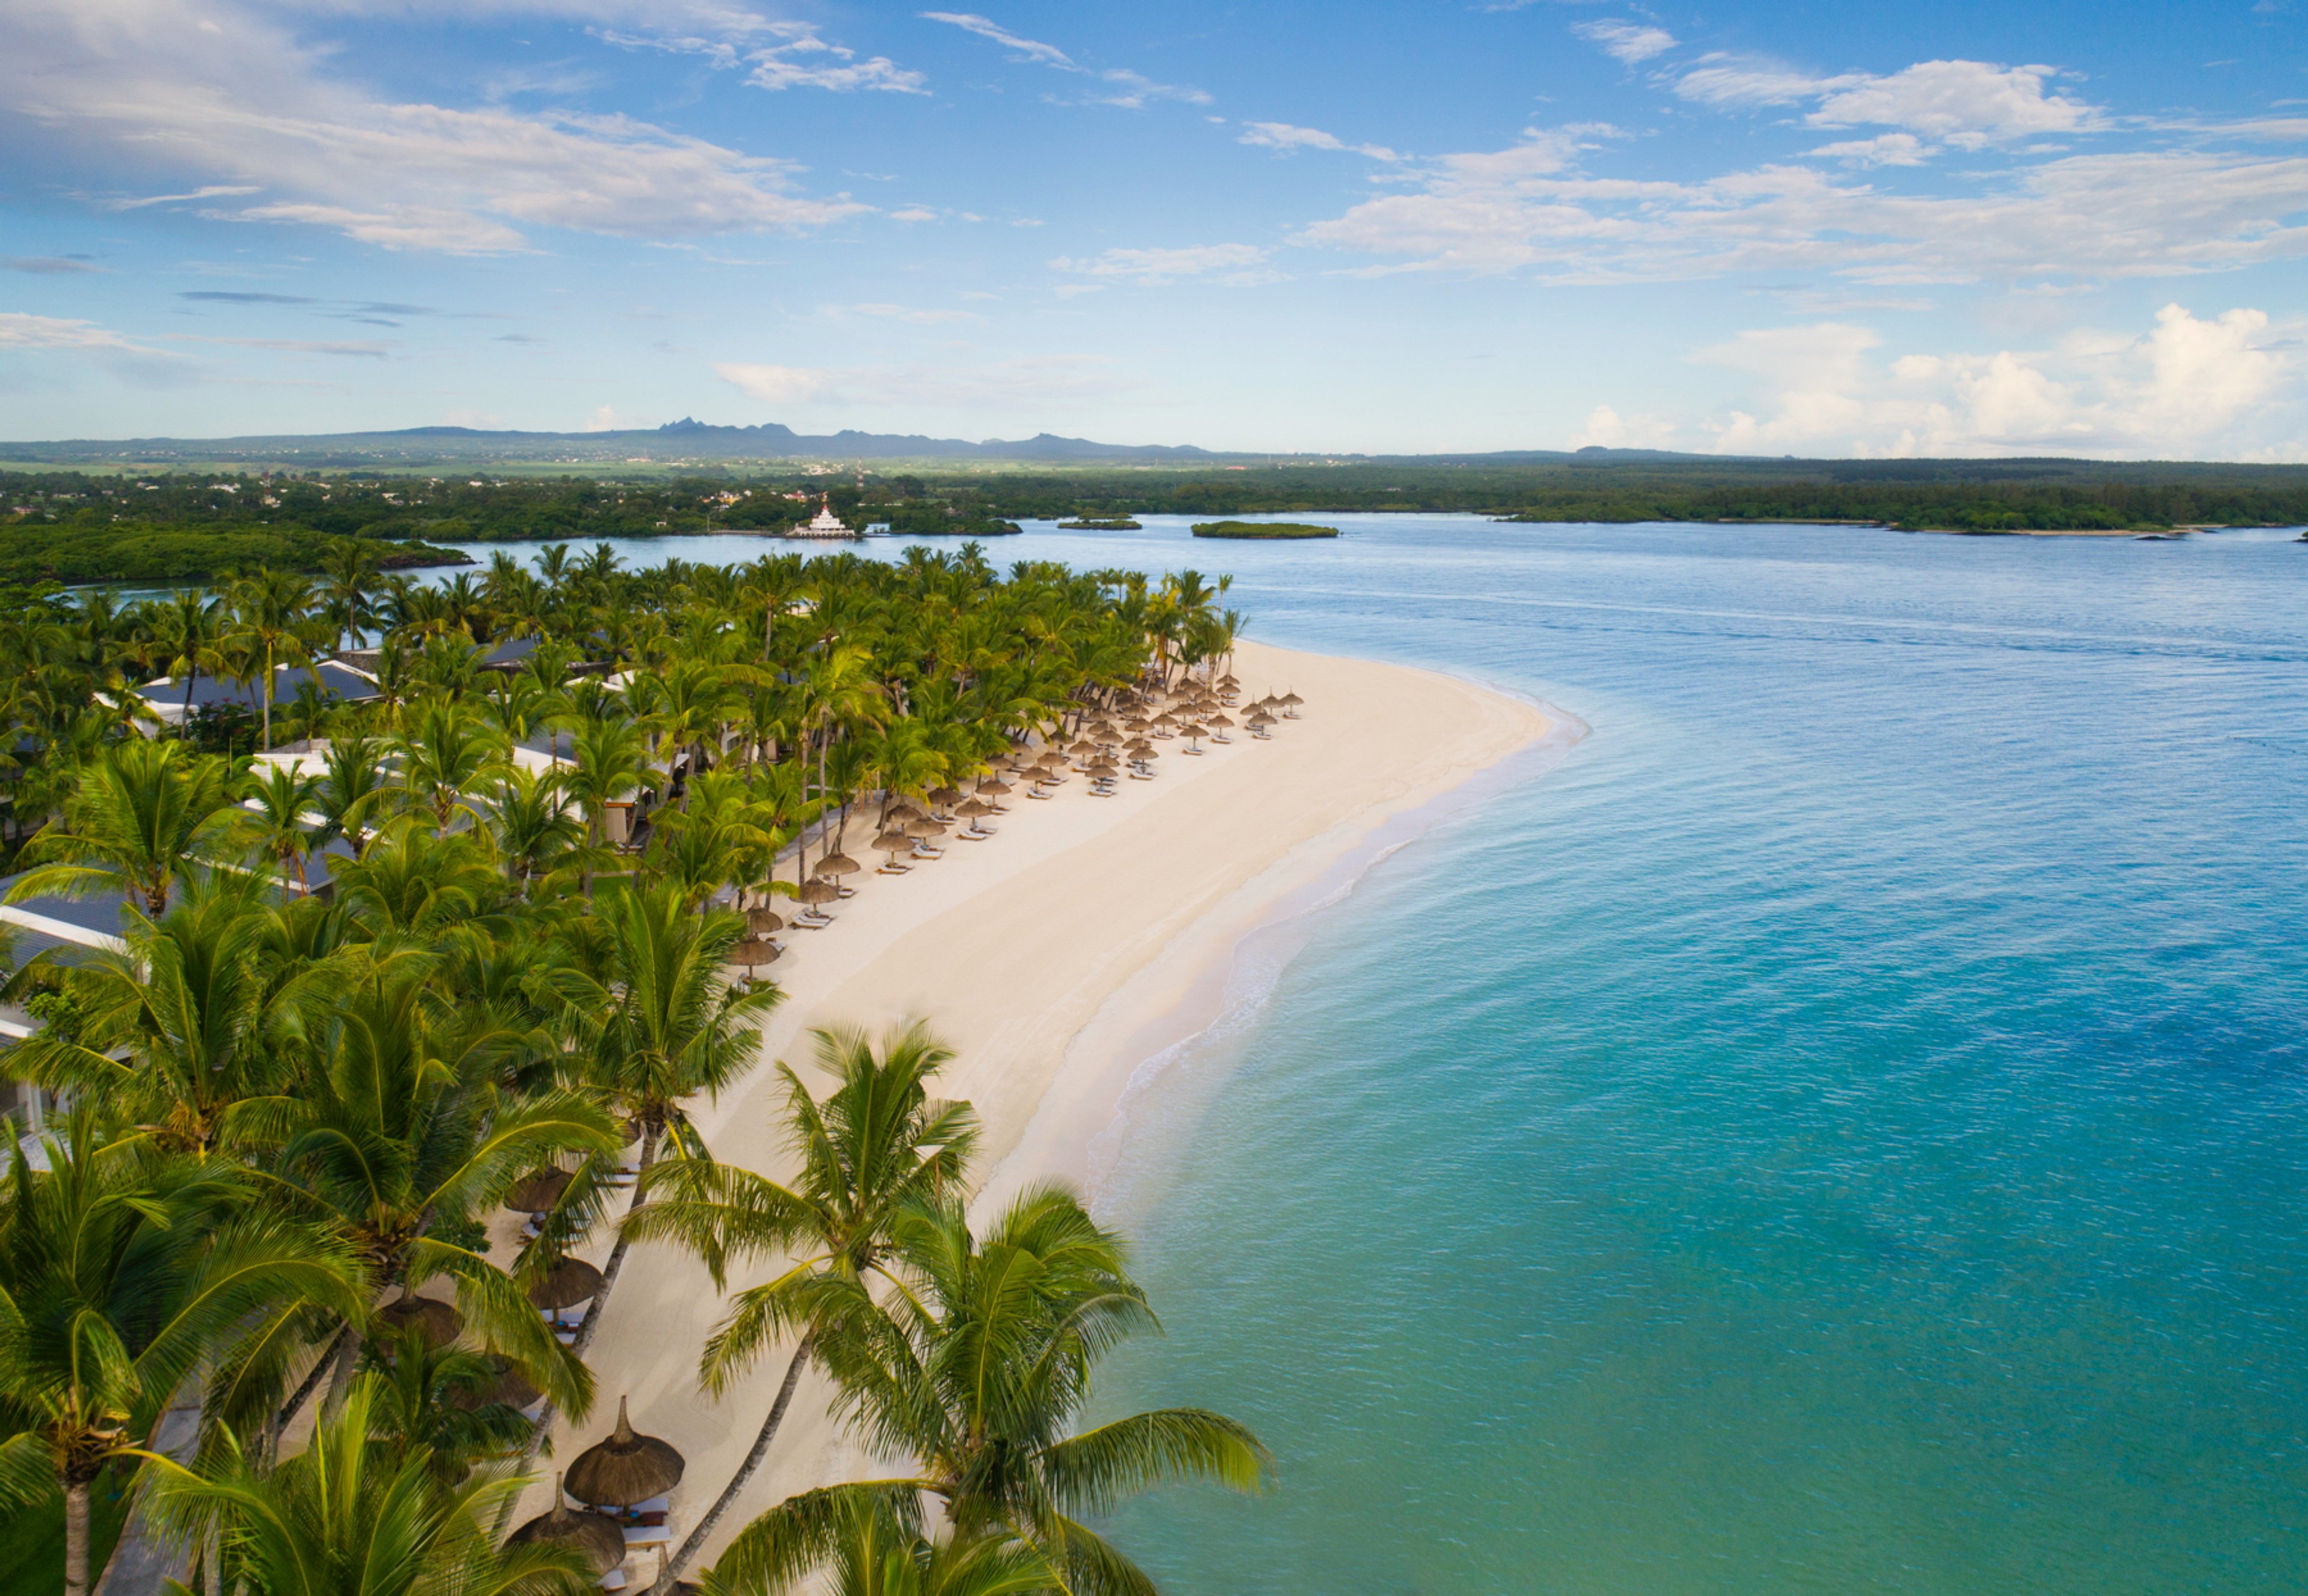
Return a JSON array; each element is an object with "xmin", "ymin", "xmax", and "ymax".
[
  {"xmin": 10, "ymin": 458, "xmax": 2303, "ymax": 569},
  {"xmin": 0, "ymin": 543, "xmax": 1259, "ymax": 1595},
  {"xmin": 1057, "ymin": 516, "xmax": 1141, "ymax": 529},
  {"xmin": 0, "ymin": 519, "xmax": 465, "ymax": 585},
  {"xmin": 1192, "ymin": 520, "xmax": 1340, "ymax": 540}
]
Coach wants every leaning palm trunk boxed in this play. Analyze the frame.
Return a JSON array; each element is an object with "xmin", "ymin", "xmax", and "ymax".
[
  {"xmin": 64, "ymin": 1480, "xmax": 91, "ymax": 1596},
  {"xmin": 498, "ymin": 1125, "xmax": 659, "ymax": 1537},
  {"xmin": 649, "ymin": 1334, "xmax": 813, "ymax": 1593}
]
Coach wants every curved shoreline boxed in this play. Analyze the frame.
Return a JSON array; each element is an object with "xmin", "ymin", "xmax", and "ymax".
[
  {"xmin": 519, "ymin": 641, "xmax": 1566, "ymax": 1572},
  {"xmin": 983, "ymin": 680, "xmax": 1587, "ymax": 1222}
]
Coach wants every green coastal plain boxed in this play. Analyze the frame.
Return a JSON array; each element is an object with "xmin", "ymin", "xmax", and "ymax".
[{"xmin": 5, "ymin": 442, "xmax": 2307, "ymax": 583}]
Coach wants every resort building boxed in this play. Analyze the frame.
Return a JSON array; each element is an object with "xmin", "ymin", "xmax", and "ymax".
[{"xmin": 792, "ymin": 495, "xmax": 853, "ymax": 538}]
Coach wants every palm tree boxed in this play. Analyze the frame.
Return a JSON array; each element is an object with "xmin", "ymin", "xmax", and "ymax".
[
  {"xmin": 704, "ymin": 1483, "xmax": 1054, "ymax": 1596},
  {"xmin": 269, "ymin": 951, "xmax": 616, "ymax": 1415},
  {"xmin": 622, "ymin": 1023, "xmax": 977, "ymax": 1592},
  {"xmin": 137, "ymin": 1373, "xmax": 591, "ymax": 1596},
  {"xmin": 313, "ymin": 731, "xmax": 389, "ymax": 860},
  {"xmin": 5, "ymin": 873, "xmax": 288, "ymax": 1156},
  {"xmin": 394, "ymin": 695, "xmax": 508, "ymax": 833},
  {"xmin": 802, "ymin": 1186, "xmax": 1271, "ymax": 1596},
  {"xmin": 362, "ymin": 1326, "xmax": 537, "ymax": 1485},
  {"xmin": 5, "ymin": 738, "xmax": 247, "ymax": 916},
  {"xmin": 148, "ymin": 588, "xmax": 224, "ymax": 740},
  {"xmin": 226, "ymin": 568, "xmax": 319, "ymax": 752},
  {"xmin": 320, "ymin": 539, "xmax": 383, "ymax": 654},
  {"xmin": 646, "ymin": 770, "xmax": 775, "ymax": 910},
  {"xmin": 246, "ymin": 761, "xmax": 324, "ymax": 897},
  {"xmin": 797, "ymin": 645, "xmax": 885, "ymax": 876},
  {"xmin": 487, "ymin": 764, "xmax": 586, "ymax": 897},
  {"xmin": 504, "ymin": 883, "xmax": 778, "ymax": 1508},
  {"xmin": 566, "ymin": 714, "xmax": 649, "ymax": 890},
  {"xmin": 0, "ymin": 1118, "xmax": 363, "ymax": 1596}
]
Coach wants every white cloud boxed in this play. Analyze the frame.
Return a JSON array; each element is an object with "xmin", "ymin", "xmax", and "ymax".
[
  {"xmin": 919, "ymin": 11, "xmax": 1072, "ymax": 66},
  {"xmin": 715, "ymin": 363, "xmax": 832, "ymax": 404},
  {"xmin": 1296, "ymin": 124, "xmax": 2308, "ymax": 284},
  {"xmin": 5, "ymin": 0, "xmax": 868, "ymax": 254},
  {"xmin": 1809, "ymin": 61, "xmax": 2094, "ymax": 148},
  {"xmin": 1676, "ymin": 55, "xmax": 2098, "ymax": 149},
  {"xmin": 745, "ymin": 25, "xmax": 927, "ymax": 93},
  {"xmin": 716, "ymin": 353, "xmax": 1124, "ymax": 407},
  {"xmin": 0, "ymin": 311, "xmax": 164, "ymax": 352},
  {"xmin": 1807, "ymin": 133, "xmax": 1931, "ymax": 167},
  {"xmin": 1681, "ymin": 303, "xmax": 2296, "ymax": 457},
  {"xmin": 1573, "ymin": 21, "xmax": 1677, "ymax": 65},
  {"xmin": 887, "ymin": 206, "xmax": 940, "ymax": 223},
  {"xmin": 922, "ymin": 11, "xmax": 1204, "ymax": 108},
  {"xmin": 1568, "ymin": 403, "xmax": 1679, "ymax": 449},
  {"xmin": 1239, "ymin": 121, "xmax": 1401, "ymax": 161},
  {"xmin": 1049, "ymin": 243, "xmax": 1278, "ymax": 286},
  {"xmin": 1084, "ymin": 67, "xmax": 1210, "ymax": 109},
  {"xmin": 1675, "ymin": 55, "xmax": 1846, "ymax": 108},
  {"xmin": 109, "ymin": 184, "xmax": 263, "ymax": 210}
]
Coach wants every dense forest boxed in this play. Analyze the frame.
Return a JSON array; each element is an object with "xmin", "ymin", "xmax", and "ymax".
[{"xmin": 7, "ymin": 457, "xmax": 2306, "ymax": 582}]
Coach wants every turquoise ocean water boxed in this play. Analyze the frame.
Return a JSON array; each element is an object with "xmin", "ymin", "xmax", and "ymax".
[{"xmin": 457, "ymin": 517, "xmax": 2308, "ymax": 1592}]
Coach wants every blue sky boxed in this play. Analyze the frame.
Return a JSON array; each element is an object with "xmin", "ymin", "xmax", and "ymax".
[{"xmin": 2, "ymin": 0, "xmax": 2304, "ymax": 457}]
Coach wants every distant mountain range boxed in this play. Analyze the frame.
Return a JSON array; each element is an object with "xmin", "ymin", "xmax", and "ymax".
[{"xmin": 0, "ymin": 418, "xmax": 1704, "ymax": 469}]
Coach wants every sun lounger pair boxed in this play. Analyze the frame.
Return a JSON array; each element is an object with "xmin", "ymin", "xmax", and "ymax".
[
  {"xmin": 957, "ymin": 826, "xmax": 994, "ymax": 840},
  {"xmin": 1025, "ymin": 788, "xmax": 1054, "ymax": 800},
  {"xmin": 791, "ymin": 910, "xmax": 834, "ymax": 930}
]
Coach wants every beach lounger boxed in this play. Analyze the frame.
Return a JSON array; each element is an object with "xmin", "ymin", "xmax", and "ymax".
[
  {"xmin": 911, "ymin": 844, "xmax": 944, "ymax": 859},
  {"xmin": 621, "ymin": 1525, "xmax": 673, "ymax": 1549},
  {"xmin": 598, "ymin": 1571, "xmax": 628, "ymax": 1592},
  {"xmin": 1025, "ymin": 787, "xmax": 1054, "ymax": 800},
  {"xmin": 876, "ymin": 861, "xmax": 911, "ymax": 876},
  {"xmin": 791, "ymin": 910, "xmax": 834, "ymax": 930}
]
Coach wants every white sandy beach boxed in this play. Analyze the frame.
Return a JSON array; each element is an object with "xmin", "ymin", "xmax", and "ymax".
[{"xmin": 506, "ymin": 640, "xmax": 1554, "ymax": 1570}]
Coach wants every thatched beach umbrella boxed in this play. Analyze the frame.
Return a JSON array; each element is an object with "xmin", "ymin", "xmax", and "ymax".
[
  {"xmin": 527, "ymin": 1256, "xmax": 605, "ymax": 1313},
  {"xmin": 798, "ymin": 878, "xmax": 840, "ymax": 908},
  {"xmin": 813, "ymin": 851, "xmax": 860, "ymax": 879},
  {"xmin": 746, "ymin": 905, "xmax": 784, "ymax": 936},
  {"xmin": 872, "ymin": 829, "xmax": 913, "ymax": 857},
  {"xmin": 734, "ymin": 935, "xmax": 781, "ymax": 972},
  {"xmin": 451, "ymin": 1355, "xmax": 540, "ymax": 1413},
  {"xmin": 504, "ymin": 1168, "xmax": 571, "ymax": 1214},
  {"xmin": 956, "ymin": 796, "xmax": 993, "ymax": 818},
  {"xmin": 510, "ymin": 1475, "xmax": 626, "ymax": 1576},
  {"xmin": 379, "ymin": 1292, "xmax": 463, "ymax": 1349},
  {"xmin": 566, "ymin": 1397, "xmax": 686, "ymax": 1508},
  {"xmin": 929, "ymin": 785, "xmax": 966, "ymax": 808},
  {"xmin": 976, "ymin": 775, "xmax": 1012, "ymax": 796},
  {"xmin": 1281, "ymin": 690, "xmax": 1304, "ymax": 715},
  {"xmin": 904, "ymin": 815, "xmax": 947, "ymax": 838}
]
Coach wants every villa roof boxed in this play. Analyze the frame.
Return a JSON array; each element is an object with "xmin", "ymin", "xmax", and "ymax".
[{"xmin": 142, "ymin": 662, "xmax": 382, "ymax": 716}]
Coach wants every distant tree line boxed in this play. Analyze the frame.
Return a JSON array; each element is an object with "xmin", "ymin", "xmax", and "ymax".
[{"xmin": 7, "ymin": 458, "xmax": 2306, "ymax": 582}]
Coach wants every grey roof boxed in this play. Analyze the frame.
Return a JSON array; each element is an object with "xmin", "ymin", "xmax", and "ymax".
[
  {"xmin": 0, "ymin": 874, "xmax": 143, "ymax": 946},
  {"xmin": 144, "ymin": 662, "xmax": 380, "ymax": 714},
  {"xmin": 481, "ymin": 636, "xmax": 539, "ymax": 669}
]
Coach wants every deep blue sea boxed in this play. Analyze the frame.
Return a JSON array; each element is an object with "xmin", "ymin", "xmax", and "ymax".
[{"xmin": 457, "ymin": 516, "xmax": 2308, "ymax": 1593}]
